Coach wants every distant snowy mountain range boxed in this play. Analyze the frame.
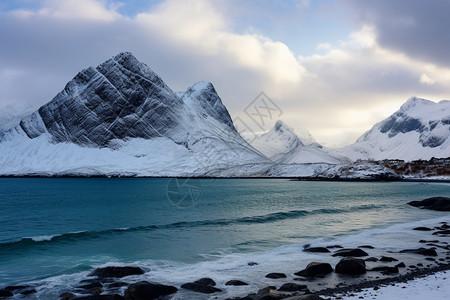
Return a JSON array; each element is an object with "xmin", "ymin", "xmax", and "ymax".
[{"xmin": 0, "ymin": 53, "xmax": 448, "ymax": 178}]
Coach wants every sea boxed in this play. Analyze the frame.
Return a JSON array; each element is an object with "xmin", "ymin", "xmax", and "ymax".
[{"xmin": 0, "ymin": 178, "xmax": 449, "ymax": 299}]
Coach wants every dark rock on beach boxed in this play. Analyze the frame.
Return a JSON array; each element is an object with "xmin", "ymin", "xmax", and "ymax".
[
  {"xmin": 358, "ymin": 245, "xmax": 375, "ymax": 249},
  {"xmin": 332, "ymin": 248, "xmax": 369, "ymax": 257},
  {"xmin": 335, "ymin": 258, "xmax": 366, "ymax": 275},
  {"xmin": 365, "ymin": 257, "xmax": 378, "ymax": 262},
  {"xmin": 303, "ymin": 247, "xmax": 330, "ymax": 253},
  {"xmin": 226, "ymin": 280, "xmax": 248, "ymax": 286},
  {"xmin": 284, "ymin": 295, "xmax": 325, "ymax": 300},
  {"xmin": 0, "ymin": 289, "xmax": 13, "ymax": 297},
  {"xmin": 265, "ymin": 273, "xmax": 287, "ymax": 279},
  {"xmin": 370, "ymin": 266, "xmax": 399, "ymax": 275},
  {"xmin": 20, "ymin": 289, "xmax": 37, "ymax": 295},
  {"xmin": 395, "ymin": 262, "xmax": 406, "ymax": 268},
  {"xmin": 379, "ymin": 256, "xmax": 398, "ymax": 262},
  {"xmin": 60, "ymin": 292, "xmax": 76, "ymax": 299},
  {"xmin": 4, "ymin": 285, "xmax": 29, "ymax": 291},
  {"xmin": 399, "ymin": 248, "xmax": 437, "ymax": 256},
  {"xmin": 74, "ymin": 295, "xmax": 124, "ymax": 300},
  {"xmin": 407, "ymin": 197, "xmax": 450, "ymax": 211},
  {"xmin": 413, "ymin": 227, "xmax": 433, "ymax": 231},
  {"xmin": 278, "ymin": 283, "xmax": 308, "ymax": 292},
  {"xmin": 181, "ymin": 278, "xmax": 222, "ymax": 294},
  {"xmin": 89, "ymin": 266, "xmax": 144, "ymax": 279},
  {"xmin": 124, "ymin": 281, "xmax": 177, "ymax": 299},
  {"xmin": 295, "ymin": 262, "xmax": 333, "ymax": 277}
]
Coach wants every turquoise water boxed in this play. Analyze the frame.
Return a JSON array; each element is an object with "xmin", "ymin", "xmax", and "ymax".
[{"xmin": 0, "ymin": 178, "xmax": 449, "ymax": 297}]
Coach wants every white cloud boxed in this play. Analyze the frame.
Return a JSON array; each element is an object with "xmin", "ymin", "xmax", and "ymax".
[
  {"xmin": 420, "ymin": 74, "xmax": 435, "ymax": 86},
  {"xmin": 1, "ymin": 0, "xmax": 450, "ymax": 147},
  {"xmin": 11, "ymin": 0, "xmax": 120, "ymax": 21}
]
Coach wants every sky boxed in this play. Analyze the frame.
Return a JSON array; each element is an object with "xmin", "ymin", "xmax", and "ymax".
[{"xmin": 1, "ymin": 0, "xmax": 450, "ymax": 147}]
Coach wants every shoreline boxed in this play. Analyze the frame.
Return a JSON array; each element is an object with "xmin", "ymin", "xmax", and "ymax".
[
  {"xmin": 2, "ymin": 219, "xmax": 449, "ymax": 299},
  {"xmin": 0, "ymin": 175, "xmax": 449, "ymax": 183}
]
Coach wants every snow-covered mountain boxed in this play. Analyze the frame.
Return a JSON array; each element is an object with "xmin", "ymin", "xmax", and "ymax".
[
  {"xmin": 249, "ymin": 120, "xmax": 303, "ymax": 158},
  {"xmin": 0, "ymin": 52, "xmax": 269, "ymax": 176},
  {"xmin": 330, "ymin": 97, "xmax": 450, "ymax": 161},
  {"xmin": 250, "ymin": 120, "xmax": 347, "ymax": 164}
]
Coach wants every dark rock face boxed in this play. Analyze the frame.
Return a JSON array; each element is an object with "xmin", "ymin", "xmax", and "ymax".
[
  {"xmin": 20, "ymin": 52, "xmax": 185, "ymax": 147},
  {"xmin": 332, "ymin": 248, "xmax": 369, "ymax": 257},
  {"xmin": 181, "ymin": 278, "xmax": 222, "ymax": 294},
  {"xmin": 379, "ymin": 112, "xmax": 424, "ymax": 138},
  {"xmin": 408, "ymin": 197, "xmax": 450, "ymax": 211},
  {"xmin": 89, "ymin": 266, "xmax": 144, "ymax": 278},
  {"xmin": 294, "ymin": 262, "xmax": 333, "ymax": 277},
  {"xmin": 303, "ymin": 247, "xmax": 330, "ymax": 253},
  {"xmin": 278, "ymin": 283, "xmax": 308, "ymax": 292},
  {"xmin": 265, "ymin": 273, "xmax": 287, "ymax": 279},
  {"xmin": 226, "ymin": 280, "xmax": 248, "ymax": 286},
  {"xmin": 335, "ymin": 258, "xmax": 366, "ymax": 275},
  {"xmin": 399, "ymin": 248, "xmax": 438, "ymax": 256},
  {"xmin": 124, "ymin": 281, "xmax": 177, "ymax": 299}
]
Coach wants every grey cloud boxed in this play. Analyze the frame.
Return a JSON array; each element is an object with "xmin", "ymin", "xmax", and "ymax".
[{"xmin": 344, "ymin": 0, "xmax": 450, "ymax": 67}]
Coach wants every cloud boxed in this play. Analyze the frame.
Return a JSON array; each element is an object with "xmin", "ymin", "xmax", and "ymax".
[
  {"xmin": 11, "ymin": 0, "xmax": 121, "ymax": 21},
  {"xmin": 344, "ymin": 0, "xmax": 450, "ymax": 68},
  {"xmin": 1, "ymin": 0, "xmax": 450, "ymax": 147}
]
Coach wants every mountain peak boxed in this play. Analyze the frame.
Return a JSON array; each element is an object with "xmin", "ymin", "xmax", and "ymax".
[
  {"xmin": 18, "ymin": 52, "xmax": 183, "ymax": 147},
  {"xmin": 400, "ymin": 97, "xmax": 435, "ymax": 112},
  {"xmin": 274, "ymin": 120, "xmax": 292, "ymax": 132}
]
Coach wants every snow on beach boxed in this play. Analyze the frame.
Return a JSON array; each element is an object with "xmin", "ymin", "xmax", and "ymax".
[{"xmin": 339, "ymin": 270, "xmax": 449, "ymax": 300}]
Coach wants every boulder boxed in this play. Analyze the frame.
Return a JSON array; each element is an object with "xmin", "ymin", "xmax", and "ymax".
[
  {"xmin": 124, "ymin": 281, "xmax": 177, "ymax": 299},
  {"xmin": 278, "ymin": 283, "xmax": 308, "ymax": 292},
  {"xmin": 60, "ymin": 292, "xmax": 76, "ymax": 299},
  {"xmin": 0, "ymin": 289, "xmax": 13, "ymax": 297},
  {"xmin": 413, "ymin": 227, "xmax": 432, "ymax": 231},
  {"xmin": 407, "ymin": 197, "xmax": 450, "ymax": 211},
  {"xmin": 294, "ymin": 262, "xmax": 333, "ymax": 277},
  {"xmin": 379, "ymin": 256, "xmax": 398, "ymax": 262},
  {"xmin": 365, "ymin": 257, "xmax": 378, "ymax": 262},
  {"xmin": 180, "ymin": 278, "xmax": 221, "ymax": 294},
  {"xmin": 332, "ymin": 248, "xmax": 368, "ymax": 257},
  {"xmin": 303, "ymin": 247, "xmax": 330, "ymax": 253},
  {"xmin": 395, "ymin": 262, "xmax": 406, "ymax": 268},
  {"xmin": 335, "ymin": 258, "xmax": 366, "ymax": 275},
  {"xmin": 284, "ymin": 295, "xmax": 325, "ymax": 300},
  {"xmin": 254, "ymin": 287, "xmax": 283, "ymax": 300},
  {"xmin": 370, "ymin": 266, "xmax": 399, "ymax": 275},
  {"xmin": 265, "ymin": 273, "xmax": 287, "ymax": 279},
  {"xmin": 74, "ymin": 295, "xmax": 124, "ymax": 300},
  {"xmin": 225, "ymin": 280, "xmax": 248, "ymax": 286},
  {"xmin": 89, "ymin": 266, "xmax": 144, "ymax": 279},
  {"xmin": 399, "ymin": 248, "xmax": 437, "ymax": 256}
]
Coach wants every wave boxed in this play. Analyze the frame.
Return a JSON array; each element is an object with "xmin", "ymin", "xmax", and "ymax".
[{"xmin": 0, "ymin": 204, "xmax": 383, "ymax": 252}]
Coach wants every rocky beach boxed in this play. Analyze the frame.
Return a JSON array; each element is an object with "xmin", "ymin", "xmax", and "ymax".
[{"xmin": 1, "ymin": 196, "xmax": 448, "ymax": 300}]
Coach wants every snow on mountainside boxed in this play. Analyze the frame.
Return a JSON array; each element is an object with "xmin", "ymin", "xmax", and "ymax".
[
  {"xmin": 330, "ymin": 97, "xmax": 450, "ymax": 161},
  {"xmin": 249, "ymin": 120, "xmax": 303, "ymax": 158},
  {"xmin": 0, "ymin": 52, "xmax": 269, "ymax": 176},
  {"xmin": 250, "ymin": 120, "xmax": 347, "ymax": 164}
]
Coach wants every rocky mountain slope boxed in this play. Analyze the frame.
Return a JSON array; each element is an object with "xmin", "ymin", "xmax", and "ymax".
[
  {"xmin": 329, "ymin": 97, "xmax": 450, "ymax": 161},
  {"xmin": 0, "ymin": 52, "xmax": 269, "ymax": 176}
]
